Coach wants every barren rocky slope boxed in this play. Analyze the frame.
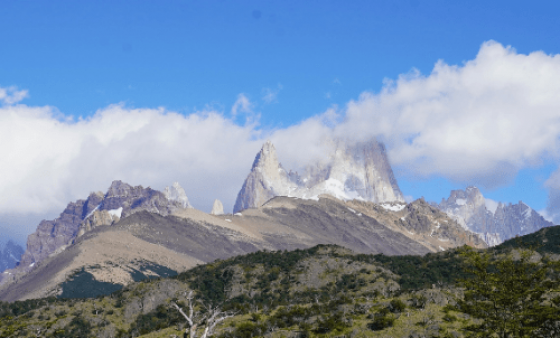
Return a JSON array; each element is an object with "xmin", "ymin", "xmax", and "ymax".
[
  {"xmin": 0, "ymin": 196, "xmax": 484, "ymax": 302},
  {"xmin": 0, "ymin": 180, "xmax": 191, "ymax": 286}
]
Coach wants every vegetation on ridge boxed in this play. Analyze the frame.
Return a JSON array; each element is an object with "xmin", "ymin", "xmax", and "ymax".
[{"xmin": 0, "ymin": 227, "xmax": 559, "ymax": 337}]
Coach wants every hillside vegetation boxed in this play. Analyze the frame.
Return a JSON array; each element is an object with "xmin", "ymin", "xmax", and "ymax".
[{"xmin": 1, "ymin": 226, "xmax": 559, "ymax": 338}]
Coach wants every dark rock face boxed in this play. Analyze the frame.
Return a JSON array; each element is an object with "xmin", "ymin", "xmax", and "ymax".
[
  {"xmin": 0, "ymin": 240, "xmax": 24, "ymax": 272},
  {"xmin": 102, "ymin": 180, "xmax": 181, "ymax": 218},
  {"xmin": 19, "ymin": 200, "xmax": 88, "ymax": 268},
  {"xmin": 10, "ymin": 180, "xmax": 189, "ymax": 276}
]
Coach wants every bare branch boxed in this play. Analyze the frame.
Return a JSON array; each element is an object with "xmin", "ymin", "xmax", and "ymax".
[
  {"xmin": 172, "ymin": 291, "xmax": 235, "ymax": 338},
  {"xmin": 172, "ymin": 302, "xmax": 193, "ymax": 327}
]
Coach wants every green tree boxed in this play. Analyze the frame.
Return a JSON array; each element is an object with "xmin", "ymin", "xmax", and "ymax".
[{"xmin": 451, "ymin": 247, "xmax": 560, "ymax": 338}]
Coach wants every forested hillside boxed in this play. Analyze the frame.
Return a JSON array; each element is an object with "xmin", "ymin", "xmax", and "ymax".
[{"xmin": 1, "ymin": 229, "xmax": 559, "ymax": 337}]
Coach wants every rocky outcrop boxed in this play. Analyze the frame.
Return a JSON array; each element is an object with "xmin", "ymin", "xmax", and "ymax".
[
  {"xmin": 210, "ymin": 199, "xmax": 224, "ymax": 215},
  {"xmin": 164, "ymin": 182, "xmax": 192, "ymax": 209},
  {"xmin": 76, "ymin": 209, "xmax": 121, "ymax": 237},
  {"xmin": 438, "ymin": 186, "xmax": 553, "ymax": 246},
  {"xmin": 102, "ymin": 180, "xmax": 185, "ymax": 218},
  {"xmin": 0, "ymin": 241, "xmax": 24, "ymax": 273},
  {"xmin": 6, "ymin": 180, "xmax": 191, "ymax": 279},
  {"xmin": 399, "ymin": 198, "xmax": 487, "ymax": 249},
  {"xmin": 234, "ymin": 139, "xmax": 404, "ymax": 213},
  {"xmin": 479, "ymin": 232, "xmax": 502, "ymax": 247}
]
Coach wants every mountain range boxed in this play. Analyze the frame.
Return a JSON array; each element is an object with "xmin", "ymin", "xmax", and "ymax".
[
  {"xmin": 0, "ymin": 139, "xmax": 554, "ymax": 302},
  {"xmin": 436, "ymin": 186, "xmax": 553, "ymax": 246}
]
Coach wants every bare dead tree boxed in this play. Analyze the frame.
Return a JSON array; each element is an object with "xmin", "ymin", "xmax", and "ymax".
[{"xmin": 171, "ymin": 291, "xmax": 236, "ymax": 338}]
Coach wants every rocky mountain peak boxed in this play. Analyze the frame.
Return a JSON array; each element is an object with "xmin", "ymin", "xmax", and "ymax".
[
  {"xmin": 2, "ymin": 180, "xmax": 193, "ymax": 282},
  {"xmin": 234, "ymin": 138, "xmax": 404, "ymax": 213},
  {"xmin": 210, "ymin": 199, "xmax": 224, "ymax": 215},
  {"xmin": 251, "ymin": 140, "xmax": 288, "ymax": 183},
  {"xmin": 252, "ymin": 140, "xmax": 277, "ymax": 168},
  {"xmin": 105, "ymin": 180, "xmax": 134, "ymax": 198},
  {"xmin": 437, "ymin": 186, "xmax": 553, "ymax": 246},
  {"xmin": 233, "ymin": 141, "xmax": 298, "ymax": 213},
  {"xmin": 444, "ymin": 186, "xmax": 485, "ymax": 209},
  {"xmin": 164, "ymin": 182, "xmax": 192, "ymax": 209}
]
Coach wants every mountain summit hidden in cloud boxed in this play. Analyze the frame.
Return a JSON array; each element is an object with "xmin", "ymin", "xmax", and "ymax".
[{"xmin": 233, "ymin": 139, "xmax": 404, "ymax": 213}]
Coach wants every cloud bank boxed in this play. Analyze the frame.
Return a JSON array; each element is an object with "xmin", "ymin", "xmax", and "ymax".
[
  {"xmin": 335, "ymin": 41, "xmax": 560, "ymax": 186},
  {"xmin": 4, "ymin": 40, "xmax": 560, "ymax": 242}
]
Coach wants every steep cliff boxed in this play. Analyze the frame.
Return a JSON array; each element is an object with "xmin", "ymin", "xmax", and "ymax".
[
  {"xmin": 234, "ymin": 139, "xmax": 404, "ymax": 213},
  {"xmin": 4, "ymin": 180, "xmax": 191, "ymax": 280}
]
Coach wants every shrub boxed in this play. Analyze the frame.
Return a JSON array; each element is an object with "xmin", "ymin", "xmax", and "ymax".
[{"xmin": 389, "ymin": 299, "xmax": 406, "ymax": 313}]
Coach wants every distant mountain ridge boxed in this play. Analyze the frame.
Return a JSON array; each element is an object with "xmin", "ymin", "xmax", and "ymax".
[
  {"xmin": 0, "ymin": 241, "xmax": 24, "ymax": 273},
  {"xmin": 0, "ymin": 192, "xmax": 485, "ymax": 301},
  {"xmin": 0, "ymin": 180, "xmax": 192, "ymax": 285},
  {"xmin": 234, "ymin": 139, "xmax": 404, "ymax": 213},
  {"xmin": 437, "ymin": 186, "xmax": 553, "ymax": 246}
]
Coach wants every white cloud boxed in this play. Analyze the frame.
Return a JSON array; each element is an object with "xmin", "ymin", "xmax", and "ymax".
[
  {"xmin": 0, "ymin": 102, "xmax": 257, "ymax": 220},
  {"xmin": 6, "ymin": 40, "xmax": 560, "ymax": 239},
  {"xmin": 334, "ymin": 41, "xmax": 560, "ymax": 187},
  {"xmin": 484, "ymin": 198, "xmax": 499, "ymax": 214},
  {"xmin": 231, "ymin": 93, "xmax": 253, "ymax": 117},
  {"xmin": 544, "ymin": 170, "xmax": 560, "ymax": 223},
  {"xmin": 262, "ymin": 84, "xmax": 283, "ymax": 104},
  {"xmin": 0, "ymin": 86, "xmax": 28, "ymax": 105},
  {"xmin": 0, "ymin": 96, "xmax": 332, "ymax": 239},
  {"xmin": 537, "ymin": 208, "xmax": 554, "ymax": 223}
]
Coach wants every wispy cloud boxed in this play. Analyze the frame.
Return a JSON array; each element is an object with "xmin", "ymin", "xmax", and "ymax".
[
  {"xmin": 0, "ymin": 86, "xmax": 28, "ymax": 105},
  {"xmin": 262, "ymin": 84, "xmax": 283, "ymax": 104},
  {"xmin": 231, "ymin": 93, "xmax": 253, "ymax": 117},
  {"xmin": 335, "ymin": 41, "xmax": 560, "ymax": 188}
]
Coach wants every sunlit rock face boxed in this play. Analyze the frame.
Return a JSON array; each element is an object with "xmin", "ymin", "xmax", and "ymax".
[
  {"xmin": 210, "ymin": 199, "xmax": 224, "ymax": 215},
  {"xmin": 233, "ymin": 139, "xmax": 404, "ymax": 213},
  {"xmin": 438, "ymin": 186, "xmax": 553, "ymax": 246},
  {"xmin": 164, "ymin": 182, "xmax": 192, "ymax": 209}
]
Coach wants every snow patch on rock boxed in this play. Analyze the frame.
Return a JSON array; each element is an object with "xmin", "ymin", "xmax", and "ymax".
[
  {"xmin": 108, "ymin": 207, "xmax": 123, "ymax": 219},
  {"xmin": 380, "ymin": 203, "xmax": 406, "ymax": 212}
]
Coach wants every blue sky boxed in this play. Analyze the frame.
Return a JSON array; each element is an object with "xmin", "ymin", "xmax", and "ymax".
[
  {"xmin": 4, "ymin": 0, "xmax": 560, "ymax": 126},
  {"xmin": 2, "ymin": 0, "xmax": 560, "ymax": 244}
]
